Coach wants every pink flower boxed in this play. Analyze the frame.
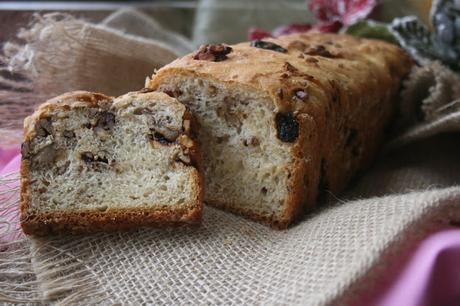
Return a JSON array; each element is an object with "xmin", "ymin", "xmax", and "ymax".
[
  {"xmin": 272, "ymin": 23, "xmax": 313, "ymax": 37},
  {"xmin": 248, "ymin": 0, "xmax": 377, "ymax": 39},
  {"xmin": 248, "ymin": 28, "xmax": 272, "ymax": 40},
  {"xmin": 308, "ymin": 0, "xmax": 377, "ymax": 26}
]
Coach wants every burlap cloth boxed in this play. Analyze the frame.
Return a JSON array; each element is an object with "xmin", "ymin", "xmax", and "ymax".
[{"xmin": 0, "ymin": 9, "xmax": 459, "ymax": 305}]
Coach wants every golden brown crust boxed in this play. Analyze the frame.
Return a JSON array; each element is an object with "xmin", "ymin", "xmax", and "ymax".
[
  {"xmin": 208, "ymin": 200, "xmax": 290, "ymax": 229},
  {"xmin": 20, "ymin": 205, "xmax": 202, "ymax": 236},
  {"xmin": 20, "ymin": 91, "xmax": 204, "ymax": 236},
  {"xmin": 149, "ymin": 33, "xmax": 414, "ymax": 228},
  {"xmin": 23, "ymin": 91, "xmax": 113, "ymax": 141}
]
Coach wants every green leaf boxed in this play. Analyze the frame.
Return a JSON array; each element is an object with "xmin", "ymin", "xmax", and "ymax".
[{"xmin": 344, "ymin": 20, "xmax": 399, "ymax": 45}]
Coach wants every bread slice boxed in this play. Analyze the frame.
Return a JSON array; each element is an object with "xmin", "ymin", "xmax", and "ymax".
[
  {"xmin": 20, "ymin": 90, "xmax": 203, "ymax": 235},
  {"xmin": 148, "ymin": 33, "xmax": 413, "ymax": 228}
]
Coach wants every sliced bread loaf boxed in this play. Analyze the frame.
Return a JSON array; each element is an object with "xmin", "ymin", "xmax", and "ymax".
[
  {"xmin": 20, "ymin": 90, "xmax": 203, "ymax": 235},
  {"xmin": 148, "ymin": 33, "xmax": 413, "ymax": 228}
]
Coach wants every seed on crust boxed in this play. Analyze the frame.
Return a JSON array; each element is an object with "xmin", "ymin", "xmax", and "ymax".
[
  {"xmin": 293, "ymin": 89, "xmax": 309, "ymax": 102},
  {"xmin": 251, "ymin": 40, "xmax": 287, "ymax": 53}
]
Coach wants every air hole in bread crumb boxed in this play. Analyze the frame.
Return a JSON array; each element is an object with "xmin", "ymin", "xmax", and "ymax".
[
  {"xmin": 261, "ymin": 187, "xmax": 268, "ymax": 195},
  {"xmin": 164, "ymin": 175, "xmax": 170, "ymax": 181},
  {"xmin": 208, "ymin": 85, "xmax": 217, "ymax": 96}
]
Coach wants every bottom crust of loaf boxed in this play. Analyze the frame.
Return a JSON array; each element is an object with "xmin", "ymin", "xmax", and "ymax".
[
  {"xmin": 20, "ymin": 205, "xmax": 202, "ymax": 236},
  {"xmin": 207, "ymin": 200, "xmax": 296, "ymax": 230}
]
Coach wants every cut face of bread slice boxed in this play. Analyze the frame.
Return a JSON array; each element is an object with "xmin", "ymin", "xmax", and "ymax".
[
  {"xmin": 148, "ymin": 33, "xmax": 413, "ymax": 228},
  {"xmin": 20, "ymin": 90, "xmax": 203, "ymax": 235},
  {"xmin": 151, "ymin": 78, "xmax": 299, "ymax": 228}
]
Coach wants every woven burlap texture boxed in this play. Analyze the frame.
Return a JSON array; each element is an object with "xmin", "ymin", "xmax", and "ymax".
[
  {"xmin": 0, "ymin": 10, "xmax": 459, "ymax": 306},
  {"xmin": 0, "ymin": 11, "xmax": 181, "ymax": 144}
]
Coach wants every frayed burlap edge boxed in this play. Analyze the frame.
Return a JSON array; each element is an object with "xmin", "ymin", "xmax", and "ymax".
[
  {"xmin": 388, "ymin": 111, "xmax": 460, "ymax": 149},
  {"xmin": 3, "ymin": 170, "xmax": 458, "ymax": 305},
  {"xmin": 0, "ymin": 12, "xmax": 179, "ymax": 146},
  {"xmin": 396, "ymin": 61, "xmax": 460, "ymax": 130},
  {"xmin": 0, "ymin": 172, "xmax": 111, "ymax": 305}
]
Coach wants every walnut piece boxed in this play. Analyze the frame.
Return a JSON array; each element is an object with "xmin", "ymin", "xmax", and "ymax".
[
  {"xmin": 36, "ymin": 118, "xmax": 53, "ymax": 137},
  {"xmin": 193, "ymin": 44, "xmax": 233, "ymax": 62}
]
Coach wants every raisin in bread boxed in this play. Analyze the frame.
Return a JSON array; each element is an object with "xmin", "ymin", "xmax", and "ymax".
[
  {"xmin": 20, "ymin": 90, "xmax": 203, "ymax": 235},
  {"xmin": 148, "ymin": 33, "xmax": 413, "ymax": 228}
]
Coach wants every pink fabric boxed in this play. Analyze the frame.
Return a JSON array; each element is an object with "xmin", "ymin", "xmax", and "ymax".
[
  {"xmin": 373, "ymin": 228, "xmax": 460, "ymax": 306},
  {"xmin": 0, "ymin": 147, "xmax": 459, "ymax": 305},
  {"xmin": 0, "ymin": 146, "xmax": 21, "ymax": 244},
  {"xmin": 0, "ymin": 146, "xmax": 20, "ymax": 174}
]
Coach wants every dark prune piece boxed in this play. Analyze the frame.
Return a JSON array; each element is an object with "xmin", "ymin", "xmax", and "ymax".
[
  {"xmin": 275, "ymin": 112, "xmax": 299, "ymax": 142},
  {"xmin": 193, "ymin": 44, "xmax": 233, "ymax": 62},
  {"xmin": 250, "ymin": 40, "xmax": 287, "ymax": 53}
]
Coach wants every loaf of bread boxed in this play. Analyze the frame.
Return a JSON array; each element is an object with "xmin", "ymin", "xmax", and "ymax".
[
  {"xmin": 148, "ymin": 33, "xmax": 413, "ymax": 228},
  {"xmin": 20, "ymin": 90, "xmax": 203, "ymax": 235}
]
